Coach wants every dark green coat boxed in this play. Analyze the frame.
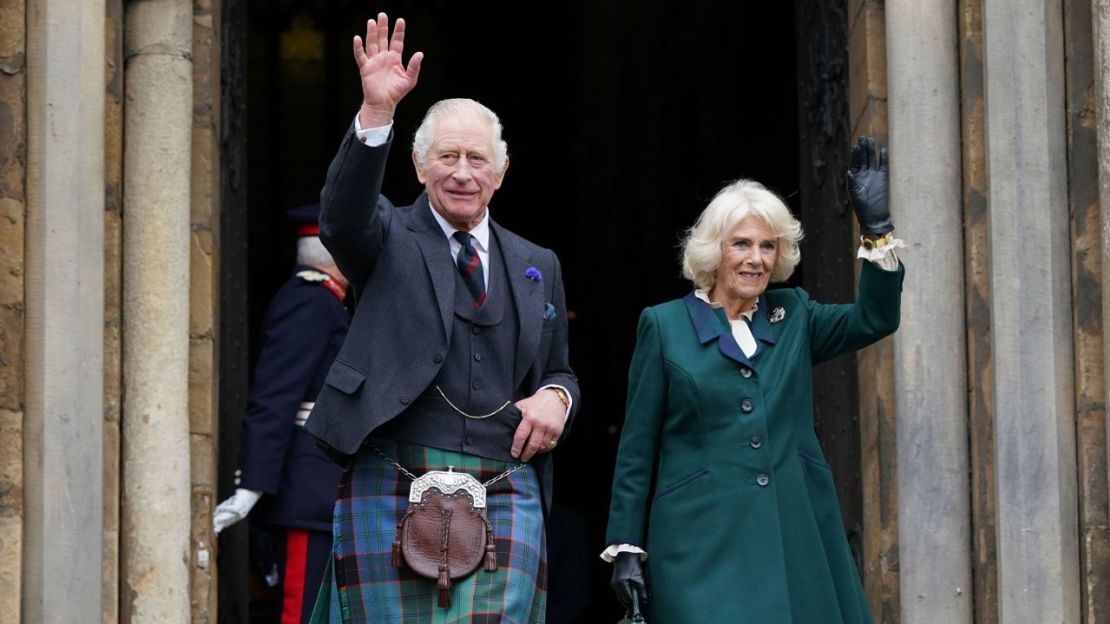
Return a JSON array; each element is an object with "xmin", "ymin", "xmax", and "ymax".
[{"xmin": 606, "ymin": 261, "xmax": 903, "ymax": 623}]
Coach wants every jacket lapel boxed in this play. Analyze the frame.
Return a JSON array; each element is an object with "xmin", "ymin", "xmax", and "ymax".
[
  {"xmin": 496, "ymin": 223, "xmax": 543, "ymax": 386},
  {"xmin": 749, "ymin": 293, "xmax": 777, "ymax": 358},
  {"xmin": 682, "ymin": 292, "xmax": 755, "ymax": 369},
  {"xmin": 406, "ymin": 193, "xmax": 455, "ymax": 340}
]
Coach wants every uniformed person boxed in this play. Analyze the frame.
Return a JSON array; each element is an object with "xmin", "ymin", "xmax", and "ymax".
[{"xmin": 213, "ymin": 199, "xmax": 390, "ymax": 624}]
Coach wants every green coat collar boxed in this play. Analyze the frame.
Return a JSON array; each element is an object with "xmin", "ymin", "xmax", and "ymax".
[{"xmin": 682, "ymin": 291, "xmax": 777, "ymax": 368}]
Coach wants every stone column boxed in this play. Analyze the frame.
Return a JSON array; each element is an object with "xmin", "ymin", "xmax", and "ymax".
[
  {"xmin": 983, "ymin": 1, "xmax": 1079, "ymax": 622},
  {"xmin": 120, "ymin": 0, "xmax": 193, "ymax": 621},
  {"xmin": 884, "ymin": 2, "xmax": 972, "ymax": 623},
  {"xmin": 0, "ymin": 2, "xmax": 27, "ymax": 620},
  {"xmin": 1097, "ymin": 0, "xmax": 1110, "ymax": 524},
  {"xmin": 22, "ymin": 1, "xmax": 106, "ymax": 622}
]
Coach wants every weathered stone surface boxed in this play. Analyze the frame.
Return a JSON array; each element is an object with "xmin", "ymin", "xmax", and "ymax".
[
  {"xmin": 0, "ymin": 71, "xmax": 26, "ymax": 199},
  {"xmin": 0, "ymin": 78, "xmax": 25, "ymax": 194},
  {"xmin": 849, "ymin": 2, "xmax": 887, "ymax": 133},
  {"xmin": 0, "ymin": 2, "xmax": 25, "ymax": 63},
  {"xmin": 1064, "ymin": 2, "xmax": 1110, "ymax": 621},
  {"xmin": 0, "ymin": 197, "xmax": 23, "ymax": 306},
  {"xmin": 1078, "ymin": 412, "xmax": 1110, "ymax": 624},
  {"xmin": 958, "ymin": 2, "xmax": 998, "ymax": 623},
  {"xmin": 850, "ymin": 99, "xmax": 888, "ymax": 145},
  {"xmin": 1094, "ymin": 9, "xmax": 1110, "ymax": 618},
  {"xmin": 0, "ymin": 3, "xmax": 23, "ymax": 622},
  {"xmin": 858, "ymin": 335, "xmax": 899, "ymax": 624},
  {"xmin": 102, "ymin": 416, "xmax": 120, "ymax": 624},
  {"xmin": 984, "ymin": 1, "xmax": 1079, "ymax": 621},
  {"xmin": 24, "ymin": 0, "xmax": 107, "ymax": 617},
  {"xmin": 189, "ymin": 336, "xmax": 215, "ymax": 436},
  {"xmin": 104, "ymin": 208, "xmax": 122, "ymax": 425},
  {"xmin": 125, "ymin": 0, "xmax": 191, "ymax": 57},
  {"xmin": 848, "ymin": 8, "xmax": 896, "ymax": 620},
  {"xmin": 1080, "ymin": 526, "xmax": 1110, "ymax": 623},
  {"xmin": 190, "ymin": 433, "xmax": 216, "ymax": 492},
  {"xmin": 886, "ymin": 2, "xmax": 970, "ymax": 623},
  {"xmin": 103, "ymin": 8, "xmax": 123, "ymax": 620},
  {"xmin": 190, "ymin": 484, "xmax": 215, "ymax": 622},
  {"xmin": 190, "ymin": 228, "xmax": 215, "ymax": 338},
  {"xmin": 121, "ymin": 1, "xmax": 194, "ymax": 621},
  {"xmin": 0, "ymin": 408, "xmax": 21, "ymax": 517},
  {"xmin": 0, "ymin": 515, "xmax": 22, "ymax": 622},
  {"xmin": 191, "ymin": 125, "xmax": 216, "ymax": 226},
  {"xmin": 189, "ymin": 3, "xmax": 220, "ymax": 619},
  {"xmin": 0, "ymin": 303, "xmax": 22, "ymax": 414}
]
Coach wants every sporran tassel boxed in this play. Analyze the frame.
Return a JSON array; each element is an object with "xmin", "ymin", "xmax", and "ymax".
[
  {"xmin": 392, "ymin": 538, "xmax": 403, "ymax": 568},
  {"xmin": 437, "ymin": 564, "xmax": 452, "ymax": 608},
  {"xmin": 484, "ymin": 519, "xmax": 498, "ymax": 571},
  {"xmin": 392, "ymin": 521, "xmax": 404, "ymax": 568}
]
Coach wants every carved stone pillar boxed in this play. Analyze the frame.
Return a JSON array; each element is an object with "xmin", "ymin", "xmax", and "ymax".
[
  {"xmin": 22, "ymin": 1, "xmax": 106, "ymax": 622},
  {"xmin": 983, "ymin": 0, "xmax": 1079, "ymax": 621},
  {"xmin": 884, "ymin": 2, "xmax": 972, "ymax": 623},
  {"xmin": 120, "ymin": 0, "xmax": 193, "ymax": 621}
]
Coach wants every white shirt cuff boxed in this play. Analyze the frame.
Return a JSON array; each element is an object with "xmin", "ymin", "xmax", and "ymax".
[
  {"xmin": 857, "ymin": 237, "xmax": 905, "ymax": 271},
  {"xmin": 539, "ymin": 384, "xmax": 573, "ymax": 423},
  {"xmin": 353, "ymin": 112, "xmax": 392, "ymax": 147},
  {"xmin": 601, "ymin": 544, "xmax": 647, "ymax": 562}
]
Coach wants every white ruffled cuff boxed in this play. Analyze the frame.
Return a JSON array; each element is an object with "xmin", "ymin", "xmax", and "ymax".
[
  {"xmin": 857, "ymin": 237, "xmax": 905, "ymax": 271},
  {"xmin": 600, "ymin": 544, "xmax": 648, "ymax": 562}
]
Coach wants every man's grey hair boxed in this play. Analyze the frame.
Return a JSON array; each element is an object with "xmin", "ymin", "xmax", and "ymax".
[
  {"xmin": 296, "ymin": 236, "xmax": 337, "ymax": 269},
  {"xmin": 411, "ymin": 98, "xmax": 509, "ymax": 172}
]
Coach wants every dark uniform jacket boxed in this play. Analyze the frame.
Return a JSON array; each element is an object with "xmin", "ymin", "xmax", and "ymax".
[{"xmin": 238, "ymin": 266, "xmax": 349, "ymax": 531}]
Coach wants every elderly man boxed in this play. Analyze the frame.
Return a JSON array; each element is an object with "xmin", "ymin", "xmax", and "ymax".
[{"xmin": 305, "ymin": 13, "xmax": 580, "ymax": 623}]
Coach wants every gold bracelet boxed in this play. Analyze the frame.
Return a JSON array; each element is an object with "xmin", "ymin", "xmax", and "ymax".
[
  {"xmin": 548, "ymin": 387, "xmax": 570, "ymax": 408},
  {"xmin": 860, "ymin": 232, "xmax": 894, "ymax": 251}
]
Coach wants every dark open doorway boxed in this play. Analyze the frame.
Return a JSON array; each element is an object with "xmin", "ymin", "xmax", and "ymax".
[{"xmin": 221, "ymin": 2, "xmax": 867, "ymax": 621}]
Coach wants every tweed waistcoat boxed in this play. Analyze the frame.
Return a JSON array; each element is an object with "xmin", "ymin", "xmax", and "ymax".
[{"xmin": 375, "ymin": 236, "xmax": 523, "ymax": 462}]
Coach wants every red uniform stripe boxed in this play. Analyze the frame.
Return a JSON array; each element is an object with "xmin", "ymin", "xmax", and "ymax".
[{"xmin": 281, "ymin": 528, "xmax": 309, "ymax": 624}]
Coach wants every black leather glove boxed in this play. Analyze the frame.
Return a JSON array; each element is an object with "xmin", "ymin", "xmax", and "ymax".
[
  {"xmin": 846, "ymin": 135, "xmax": 893, "ymax": 235},
  {"xmin": 611, "ymin": 551, "xmax": 648, "ymax": 610}
]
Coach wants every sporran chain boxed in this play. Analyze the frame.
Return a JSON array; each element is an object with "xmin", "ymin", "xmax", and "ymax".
[
  {"xmin": 369, "ymin": 444, "xmax": 527, "ymax": 487},
  {"xmin": 435, "ymin": 385, "xmax": 512, "ymax": 419}
]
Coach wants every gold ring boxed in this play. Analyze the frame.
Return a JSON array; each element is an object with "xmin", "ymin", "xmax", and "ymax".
[{"xmin": 548, "ymin": 439, "xmax": 558, "ymax": 449}]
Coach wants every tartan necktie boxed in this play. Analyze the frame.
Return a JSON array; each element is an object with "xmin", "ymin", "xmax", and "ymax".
[{"xmin": 452, "ymin": 231, "xmax": 486, "ymax": 308}]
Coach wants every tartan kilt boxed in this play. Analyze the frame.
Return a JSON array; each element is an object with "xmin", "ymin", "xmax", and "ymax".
[{"xmin": 310, "ymin": 440, "xmax": 548, "ymax": 624}]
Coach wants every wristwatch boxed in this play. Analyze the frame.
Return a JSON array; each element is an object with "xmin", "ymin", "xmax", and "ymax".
[{"xmin": 860, "ymin": 232, "xmax": 894, "ymax": 252}]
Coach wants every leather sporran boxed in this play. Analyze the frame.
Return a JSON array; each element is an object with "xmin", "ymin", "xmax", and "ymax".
[{"xmin": 391, "ymin": 467, "xmax": 498, "ymax": 608}]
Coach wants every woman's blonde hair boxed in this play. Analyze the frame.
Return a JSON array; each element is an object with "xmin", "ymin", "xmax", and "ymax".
[{"xmin": 681, "ymin": 179, "xmax": 803, "ymax": 290}]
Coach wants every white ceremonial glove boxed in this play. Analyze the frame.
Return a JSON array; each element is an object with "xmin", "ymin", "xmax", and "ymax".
[{"xmin": 212, "ymin": 488, "xmax": 262, "ymax": 535}]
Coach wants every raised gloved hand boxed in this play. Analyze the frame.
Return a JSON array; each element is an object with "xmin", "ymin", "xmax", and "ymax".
[
  {"xmin": 846, "ymin": 136, "xmax": 893, "ymax": 234},
  {"xmin": 611, "ymin": 551, "xmax": 648, "ymax": 612},
  {"xmin": 212, "ymin": 488, "xmax": 262, "ymax": 535}
]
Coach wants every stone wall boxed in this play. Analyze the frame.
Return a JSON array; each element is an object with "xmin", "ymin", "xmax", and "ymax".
[
  {"xmin": 104, "ymin": 1, "xmax": 123, "ymax": 622},
  {"xmin": 190, "ymin": 0, "xmax": 220, "ymax": 621},
  {"xmin": 848, "ymin": 1, "xmax": 898, "ymax": 621},
  {"xmin": 0, "ymin": 1, "xmax": 25, "ymax": 620},
  {"xmin": 850, "ymin": 1, "xmax": 1110, "ymax": 622}
]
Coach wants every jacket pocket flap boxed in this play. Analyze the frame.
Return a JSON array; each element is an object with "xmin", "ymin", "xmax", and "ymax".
[{"xmin": 324, "ymin": 360, "xmax": 366, "ymax": 394}]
